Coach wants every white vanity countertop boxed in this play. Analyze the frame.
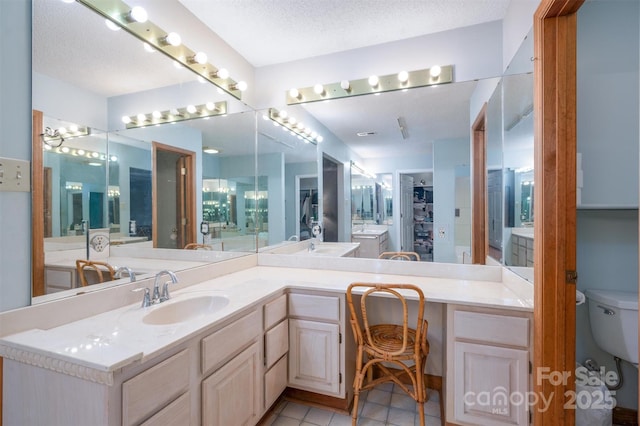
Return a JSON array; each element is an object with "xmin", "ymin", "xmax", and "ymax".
[
  {"xmin": 511, "ymin": 227, "xmax": 534, "ymax": 238},
  {"xmin": 0, "ymin": 265, "xmax": 532, "ymax": 384}
]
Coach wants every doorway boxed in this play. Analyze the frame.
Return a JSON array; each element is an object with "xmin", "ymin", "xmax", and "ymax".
[
  {"xmin": 152, "ymin": 142, "xmax": 196, "ymax": 249},
  {"xmin": 399, "ymin": 171, "xmax": 434, "ymax": 261}
]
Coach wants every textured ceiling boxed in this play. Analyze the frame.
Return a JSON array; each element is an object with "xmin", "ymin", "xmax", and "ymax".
[{"xmin": 178, "ymin": 0, "xmax": 511, "ymax": 67}]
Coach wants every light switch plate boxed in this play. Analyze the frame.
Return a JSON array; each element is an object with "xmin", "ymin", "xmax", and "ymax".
[{"xmin": 0, "ymin": 157, "xmax": 30, "ymax": 192}]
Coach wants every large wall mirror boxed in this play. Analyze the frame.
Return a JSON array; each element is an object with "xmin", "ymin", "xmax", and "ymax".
[
  {"xmin": 485, "ymin": 30, "xmax": 534, "ymax": 281},
  {"xmin": 32, "ymin": 0, "xmax": 256, "ymax": 301}
]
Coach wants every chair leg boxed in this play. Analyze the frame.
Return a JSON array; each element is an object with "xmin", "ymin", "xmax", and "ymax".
[{"xmin": 351, "ymin": 347, "xmax": 365, "ymax": 425}]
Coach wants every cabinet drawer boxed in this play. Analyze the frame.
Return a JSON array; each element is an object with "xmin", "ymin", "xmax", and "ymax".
[
  {"xmin": 289, "ymin": 293, "xmax": 340, "ymax": 322},
  {"xmin": 265, "ymin": 320, "xmax": 289, "ymax": 368},
  {"xmin": 202, "ymin": 310, "xmax": 261, "ymax": 375},
  {"xmin": 122, "ymin": 349, "xmax": 190, "ymax": 426},
  {"xmin": 265, "ymin": 354, "xmax": 288, "ymax": 409},
  {"xmin": 454, "ymin": 311, "xmax": 529, "ymax": 348},
  {"xmin": 140, "ymin": 391, "xmax": 190, "ymax": 426},
  {"xmin": 264, "ymin": 294, "xmax": 287, "ymax": 330},
  {"xmin": 45, "ymin": 268, "xmax": 75, "ymax": 289}
]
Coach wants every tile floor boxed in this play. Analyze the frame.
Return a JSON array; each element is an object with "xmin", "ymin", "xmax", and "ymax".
[{"xmin": 260, "ymin": 383, "xmax": 442, "ymax": 426}]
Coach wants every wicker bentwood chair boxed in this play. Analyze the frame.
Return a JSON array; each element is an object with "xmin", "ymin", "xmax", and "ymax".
[
  {"xmin": 75, "ymin": 260, "xmax": 116, "ymax": 287},
  {"xmin": 346, "ymin": 283, "xmax": 430, "ymax": 426},
  {"xmin": 184, "ymin": 243, "xmax": 213, "ymax": 250},
  {"xmin": 378, "ymin": 251, "xmax": 420, "ymax": 261}
]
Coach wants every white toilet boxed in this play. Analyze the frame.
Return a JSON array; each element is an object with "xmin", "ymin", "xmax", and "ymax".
[{"xmin": 585, "ymin": 289, "xmax": 638, "ymax": 366}]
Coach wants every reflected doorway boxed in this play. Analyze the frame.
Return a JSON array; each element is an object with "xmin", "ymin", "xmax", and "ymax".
[
  {"xmin": 152, "ymin": 142, "xmax": 196, "ymax": 249},
  {"xmin": 296, "ymin": 175, "xmax": 318, "ymax": 241},
  {"xmin": 322, "ymin": 155, "xmax": 341, "ymax": 242}
]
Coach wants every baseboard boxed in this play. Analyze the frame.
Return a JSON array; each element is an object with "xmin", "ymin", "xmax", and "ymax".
[{"xmin": 282, "ymin": 387, "xmax": 351, "ymax": 414}]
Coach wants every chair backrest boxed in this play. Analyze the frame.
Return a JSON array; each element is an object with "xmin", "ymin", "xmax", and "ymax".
[
  {"xmin": 346, "ymin": 283, "xmax": 426, "ymax": 356},
  {"xmin": 75, "ymin": 260, "xmax": 116, "ymax": 287},
  {"xmin": 378, "ymin": 251, "xmax": 420, "ymax": 261},
  {"xmin": 184, "ymin": 243, "xmax": 212, "ymax": 250}
]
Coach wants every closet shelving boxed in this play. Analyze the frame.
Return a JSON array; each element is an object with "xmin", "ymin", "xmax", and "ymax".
[{"xmin": 413, "ymin": 185, "xmax": 433, "ymax": 261}]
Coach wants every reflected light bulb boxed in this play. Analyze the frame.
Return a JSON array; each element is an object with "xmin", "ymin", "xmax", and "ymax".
[
  {"xmin": 186, "ymin": 105, "xmax": 197, "ymax": 114},
  {"xmin": 206, "ymin": 102, "xmax": 216, "ymax": 111},
  {"xmin": 289, "ymin": 88, "xmax": 300, "ymax": 99},
  {"xmin": 368, "ymin": 75, "xmax": 379, "ymax": 87},
  {"xmin": 236, "ymin": 81, "xmax": 248, "ymax": 91},
  {"xmin": 397, "ymin": 71, "xmax": 409, "ymax": 83},
  {"xmin": 143, "ymin": 42, "xmax": 155, "ymax": 53},
  {"xmin": 105, "ymin": 19, "xmax": 120, "ymax": 31},
  {"xmin": 313, "ymin": 84, "xmax": 324, "ymax": 95},
  {"xmin": 152, "ymin": 110, "xmax": 162, "ymax": 119},
  {"xmin": 430, "ymin": 65, "xmax": 442, "ymax": 78},
  {"xmin": 136, "ymin": 114, "xmax": 146, "ymax": 122},
  {"xmin": 161, "ymin": 32, "xmax": 181, "ymax": 47},
  {"xmin": 340, "ymin": 80, "xmax": 351, "ymax": 91}
]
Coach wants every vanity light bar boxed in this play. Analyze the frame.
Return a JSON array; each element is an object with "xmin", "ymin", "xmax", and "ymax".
[
  {"xmin": 41, "ymin": 125, "xmax": 91, "ymax": 145},
  {"xmin": 267, "ymin": 108, "xmax": 323, "ymax": 144},
  {"xmin": 77, "ymin": 0, "xmax": 246, "ymax": 100},
  {"xmin": 286, "ymin": 65, "xmax": 453, "ymax": 105},
  {"xmin": 122, "ymin": 101, "xmax": 227, "ymax": 129}
]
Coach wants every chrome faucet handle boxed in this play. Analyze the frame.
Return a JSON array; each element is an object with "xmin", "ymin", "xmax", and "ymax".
[
  {"xmin": 132, "ymin": 287, "xmax": 152, "ymax": 308},
  {"xmin": 152, "ymin": 282, "xmax": 162, "ymax": 303},
  {"xmin": 161, "ymin": 282, "xmax": 171, "ymax": 302}
]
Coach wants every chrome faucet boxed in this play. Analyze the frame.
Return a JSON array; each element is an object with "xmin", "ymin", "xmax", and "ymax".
[
  {"xmin": 152, "ymin": 270, "xmax": 178, "ymax": 303},
  {"xmin": 115, "ymin": 266, "xmax": 136, "ymax": 282}
]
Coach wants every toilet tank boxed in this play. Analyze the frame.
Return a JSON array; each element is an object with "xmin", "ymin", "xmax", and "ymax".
[{"xmin": 585, "ymin": 289, "xmax": 638, "ymax": 364}]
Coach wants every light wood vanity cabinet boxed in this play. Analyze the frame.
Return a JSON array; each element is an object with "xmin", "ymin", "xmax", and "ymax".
[
  {"xmin": 263, "ymin": 293, "xmax": 289, "ymax": 409},
  {"xmin": 351, "ymin": 231, "xmax": 389, "ymax": 258},
  {"xmin": 446, "ymin": 305, "xmax": 532, "ymax": 426},
  {"xmin": 122, "ymin": 349, "xmax": 191, "ymax": 426},
  {"xmin": 288, "ymin": 291, "xmax": 345, "ymax": 397}
]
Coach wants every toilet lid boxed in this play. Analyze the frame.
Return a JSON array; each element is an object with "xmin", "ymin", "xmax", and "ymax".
[{"xmin": 585, "ymin": 289, "xmax": 638, "ymax": 310}]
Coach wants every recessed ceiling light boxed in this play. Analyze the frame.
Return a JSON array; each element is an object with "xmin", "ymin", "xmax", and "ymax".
[
  {"xmin": 357, "ymin": 131, "xmax": 376, "ymax": 137},
  {"xmin": 203, "ymin": 147, "xmax": 219, "ymax": 154}
]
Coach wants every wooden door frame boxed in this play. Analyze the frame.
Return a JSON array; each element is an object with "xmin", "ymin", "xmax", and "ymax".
[
  {"xmin": 151, "ymin": 142, "xmax": 197, "ymax": 248},
  {"xmin": 533, "ymin": 0, "xmax": 583, "ymax": 424},
  {"xmin": 32, "ymin": 109, "xmax": 45, "ymax": 298},
  {"xmin": 471, "ymin": 104, "xmax": 487, "ymax": 264}
]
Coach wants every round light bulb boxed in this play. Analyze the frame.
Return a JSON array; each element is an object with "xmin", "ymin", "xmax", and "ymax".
[
  {"xmin": 398, "ymin": 71, "xmax": 409, "ymax": 83},
  {"xmin": 193, "ymin": 51, "xmax": 208, "ymax": 64},
  {"xmin": 164, "ymin": 32, "xmax": 181, "ymax": 47},
  {"xmin": 430, "ymin": 65, "xmax": 442, "ymax": 78},
  {"xmin": 236, "ymin": 81, "xmax": 248, "ymax": 91},
  {"xmin": 313, "ymin": 84, "xmax": 324, "ymax": 95},
  {"xmin": 340, "ymin": 80, "xmax": 351, "ymax": 91},
  {"xmin": 91, "ymin": 152, "xmax": 99, "ymax": 158},
  {"xmin": 77, "ymin": 149, "xmax": 85, "ymax": 156},
  {"xmin": 58, "ymin": 127, "xmax": 67, "ymax": 135},
  {"xmin": 61, "ymin": 146, "xmax": 70, "ymax": 153},
  {"xmin": 186, "ymin": 105, "xmax": 197, "ymax": 114},
  {"xmin": 206, "ymin": 102, "xmax": 216, "ymax": 111},
  {"xmin": 289, "ymin": 88, "xmax": 300, "ymax": 99},
  {"xmin": 129, "ymin": 6, "xmax": 148, "ymax": 23},
  {"xmin": 317, "ymin": 136, "xmax": 324, "ymax": 143},
  {"xmin": 69, "ymin": 125, "xmax": 78, "ymax": 132},
  {"xmin": 368, "ymin": 75, "xmax": 379, "ymax": 87},
  {"xmin": 279, "ymin": 110, "xmax": 288, "ymax": 119},
  {"xmin": 215, "ymin": 68, "xmax": 229, "ymax": 79},
  {"xmin": 289, "ymin": 117, "xmax": 297, "ymax": 125},
  {"xmin": 152, "ymin": 110, "xmax": 162, "ymax": 119},
  {"xmin": 110, "ymin": 155, "xmax": 118, "ymax": 162},
  {"xmin": 136, "ymin": 113, "xmax": 146, "ymax": 122}
]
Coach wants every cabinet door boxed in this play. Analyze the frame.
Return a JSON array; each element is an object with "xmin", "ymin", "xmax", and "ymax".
[
  {"xmin": 202, "ymin": 342, "xmax": 261, "ymax": 426},
  {"xmin": 288, "ymin": 318, "xmax": 340, "ymax": 395},
  {"xmin": 453, "ymin": 341, "xmax": 529, "ymax": 425},
  {"xmin": 140, "ymin": 392, "xmax": 191, "ymax": 426}
]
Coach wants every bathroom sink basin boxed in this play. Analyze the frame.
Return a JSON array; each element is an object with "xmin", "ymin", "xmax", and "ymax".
[{"xmin": 142, "ymin": 295, "xmax": 229, "ymax": 325}]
